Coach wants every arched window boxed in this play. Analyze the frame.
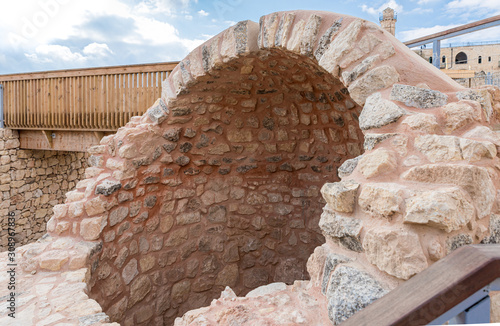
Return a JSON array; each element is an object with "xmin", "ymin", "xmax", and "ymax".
[
  {"xmin": 455, "ymin": 52, "xmax": 467, "ymax": 64},
  {"xmin": 478, "ymin": 56, "xmax": 482, "ymax": 64},
  {"xmin": 442, "ymin": 55, "xmax": 446, "ymax": 63},
  {"xmin": 489, "ymin": 56, "xmax": 492, "ymax": 62},
  {"xmin": 429, "ymin": 57, "xmax": 433, "ymax": 64}
]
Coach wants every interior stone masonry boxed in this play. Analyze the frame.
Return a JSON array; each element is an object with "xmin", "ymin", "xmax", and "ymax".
[{"xmin": 1, "ymin": 9, "xmax": 500, "ymax": 326}]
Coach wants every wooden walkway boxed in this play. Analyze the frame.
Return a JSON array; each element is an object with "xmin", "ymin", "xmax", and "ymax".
[{"xmin": 0, "ymin": 62, "xmax": 178, "ymax": 151}]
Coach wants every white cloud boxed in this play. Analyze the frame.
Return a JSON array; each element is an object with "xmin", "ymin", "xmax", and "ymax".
[
  {"xmin": 446, "ymin": 0, "xmax": 500, "ymax": 10},
  {"xmin": 361, "ymin": 0, "xmax": 403, "ymax": 16},
  {"xmin": 399, "ymin": 24, "xmax": 460, "ymax": 43},
  {"xmin": 83, "ymin": 43, "xmax": 113, "ymax": 56},
  {"xmin": 25, "ymin": 44, "xmax": 85, "ymax": 63},
  {"xmin": 197, "ymin": 9, "xmax": 209, "ymax": 16},
  {"xmin": 417, "ymin": 0, "xmax": 438, "ymax": 4}
]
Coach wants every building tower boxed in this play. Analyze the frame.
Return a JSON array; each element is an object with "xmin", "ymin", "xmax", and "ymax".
[{"xmin": 380, "ymin": 7, "xmax": 397, "ymax": 36}]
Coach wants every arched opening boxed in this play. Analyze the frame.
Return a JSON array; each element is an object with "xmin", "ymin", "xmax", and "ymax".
[
  {"xmin": 442, "ymin": 55, "xmax": 446, "ymax": 63},
  {"xmin": 455, "ymin": 52, "xmax": 467, "ymax": 64},
  {"xmin": 429, "ymin": 57, "xmax": 433, "ymax": 64},
  {"xmin": 478, "ymin": 56, "xmax": 482, "ymax": 64},
  {"xmin": 88, "ymin": 48, "xmax": 365, "ymax": 325}
]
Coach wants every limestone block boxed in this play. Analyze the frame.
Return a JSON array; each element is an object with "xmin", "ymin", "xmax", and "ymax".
[
  {"xmin": 443, "ymin": 101, "xmax": 479, "ymax": 133},
  {"xmin": 358, "ymin": 183, "xmax": 403, "ymax": 218},
  {"xmin": 80, "ymin": 216, "xmax": 107, "ymax": 241},
  {"xmin": 299, "ymin": 14, "xmax": 322, "ymax": 57},
  {"xmin": 320, "ymin": 180, "xmax": 360, "ymax": 213},
  {"xmin": 342, "ymin": 55, "xmax": 379, "ymax": 86},
  {"xmin": 357, "ymin": 148, "xmax": 397, "ymax": 179},
  {"xmin": 457, "ymin": 89, "xmax": 493, "ymax": 122},
  {"xmin": 338, "ymin": 155, "xmax": 362, "ymax": 178},
  {"xmin": 403, "ymin": 164, "xmax": 495, "ymax": 219},
  {"xmin": 321, "ymin": 253, "xmax": 349, "ymax": 294},
  {"xmin": 319, "ymin": 207, "xmax": 362, "ymax": 252},
  {"xmin": 402, "ymin": 113, "xmax": 440, "ymax": 134},
  {"xmin": 390, "ymin": 84, "xmax": 447, "ymax": 109},
  {"xmin": 363, "ymin": 227, "xmax": 428, "ymax": 280},
  {"xmin": 261, "ymin": 13, "xmax": 280, "ymax": 49},
  {"xmin": 482, "ymin": 214, "xmax": 500, "ymax": 244},
  {"xmin": 326, "ymin": 265, "xmax": 388, "ymax": 324},
  {"xmin": 146, "ymin": 98, "xmax": 169, "ymax": 125},
  {"xmin": 404, "ymin": 187, "xmax": 475, "ymax": 232},
  {"xmin": 246, "ymin": 282, "xmax": 287, "ymax": 298},
  {"xmin": 460, "ymin": 138, "xmax": 496, "ymax": 162},
  {"xmin": 446, "ymin": 234, "xmax": 473, "ymax": 253},
  {"xmin": 274, "ymin": 13, "xmax": 296, "ymax": 48},
  {"xmin": 463, "ymin": 126, "xmax": 500, "ymax": 147},
  {"xmin": 84, "ymin": 197, "xmax": 107, "ymax": 217},
  {"xmin": 95, "ymin": 180, "xmax": 122, "ymax": 196},
  {"xmin": 39, "ymin": 250, "xmax": 69, "ymax": 271},
  {"xmin": 348, "ymin": 66, "xmax": 400, "ymax": 105},
  {"xmin": 414, "ymin": 135, "xmax": 462, "ymax": 163},
  {"xmin": 314, "ymin": 18, "xmax": 342, "ymax": 61},
  {"xmin": 128, "ymin": 275, "xmax": 152, "ymax": 308},
  {"xmin": 359, "ymin": 93, "xmax": 406, "ymax": 130},
  {"xmin": 318, "ymin": 19, "xmax": 363, "ymax": 75}
]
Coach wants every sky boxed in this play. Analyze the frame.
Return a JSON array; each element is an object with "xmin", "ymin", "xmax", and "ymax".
[{"xmin": 1, "ymin": 0, "xmax": 500, "ymax": 74}]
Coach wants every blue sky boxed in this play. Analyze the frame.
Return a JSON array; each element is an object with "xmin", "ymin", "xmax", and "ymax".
[{"xmin": 1, "ymin": 0, "xmax": 499, "ymax": 74}]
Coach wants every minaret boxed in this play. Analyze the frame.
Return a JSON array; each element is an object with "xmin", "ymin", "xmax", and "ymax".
[{"xmin": 380, "ymin": 7, "xmax": 397, "ymax": 36}]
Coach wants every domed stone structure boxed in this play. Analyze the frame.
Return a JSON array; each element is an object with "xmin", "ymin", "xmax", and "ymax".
[{"xmin": 2, "ymin": 10, "xmax": 500, "ymax": 326}]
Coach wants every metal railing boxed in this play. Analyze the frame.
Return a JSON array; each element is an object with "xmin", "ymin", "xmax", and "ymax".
[{"xmin": 0, "ymin": 62, "xmax": 178, "ymax": 131}]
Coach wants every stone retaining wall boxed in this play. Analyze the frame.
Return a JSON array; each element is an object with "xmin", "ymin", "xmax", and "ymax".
[
  {"xmin": 2, "ymin": 9, "xmax": 500, "ymax": 326},
  {"xmin": 0, "ymin": 129, "xmax": 87, "ymax": 250}
]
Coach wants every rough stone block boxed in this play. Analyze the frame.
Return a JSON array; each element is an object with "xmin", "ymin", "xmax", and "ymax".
[
  {"xmin": 404, "ymin": 187, "xmax": 475, "ymax": 232},
  {"xmin": 358, "ymin": 183, "xmax": 403, "ymax": 219},
  {"xmin": 320, "ymin": 180, "xmax": 359, "ymax": 213},
  {"xmin": 359, "ymin": 93, "xmax": 406, "ymax": 130},
  {"xmin": 357, "ymin": 148, "xmax": 397, "ymax": 179},
  {"xmin": 390, "ymin": 84, "xmax": 447, "ymax": 109},
  {"xmin": 363, "ymin": 227, "xmax": 428, "ymax": 280}
]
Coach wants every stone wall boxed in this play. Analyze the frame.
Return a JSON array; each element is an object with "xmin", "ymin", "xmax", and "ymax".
[
  {"xmin": 0, "ymin": 129, "xmax": 87, "ymax": 250},
  {"xmin": 3, "ymin": 9, "xmax": 500, "ymax": 326}
]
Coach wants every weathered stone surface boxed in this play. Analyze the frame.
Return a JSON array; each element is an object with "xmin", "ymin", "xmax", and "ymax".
[
  {"xmin": 95, "ymin": 179, "xmax": 122, "ymax": 196},
  {"xmin": 357, "ymin": 148, "xmax": 397, "ymax": 178},
  {"xmin": 463, "ymin": 126, "xmax": 500, "ymax": 147},
  {"xmin": 38, "ymin": 250, "xmax": 69, "ymax": 271},
  {"xmin": 443, "ymin": 101, "xmax": 479, "ymax": 133},
  {"xmin": 482, "ymin": 214, "xmax": 500, "ymax": 244},
  {"xmin": 314, "ymin": 18, "xmax": 342, "ymax": 61},
  {"xmin": 359, "ymin": 93, "xmax": 405, "ymax": 130},
  {"xmin": 246, "ymin": 282, "xmax": 287, "ymax": 298},
  {"xmin": 147, "ymin": 99, "xmax": 169, "ymax": 124},
  {"xmin": 402, "ymin": 113, "xmax": 440, "ymax": 133},
  {"xmin": 358, "ymin": 183, "xmax": 403, "ymax": 218},
  {"xmin": 348, "ymin": 66, "xmax": 400, "ymax": 105},
  {"xmin": 109, "ymin": 206, "xmax": 129, "ymax": 227},
  {"xmin": 338, "ymin": 156, "xmax": 362, "ymax": 178},
  {"xmin": 319, "ymin": 206, "xmax": 362, "ymax": 252},
  {"xmin": 320, "ymin": 180, "xmax": 359, "ymax": 213},
  {"xmin": 459, "ymin": 138, "xmax": 496, "ymax": 162},
  {"xmin": 326, "ymin": 265, "xmax": 388, "ymax": 324},
  {"xmin": 363, "ymin": 133, "xmax": 396, "ymax": 151},
  {"xmin": 80, "ymin": 216, "xmax": 107, "ymax": 241},
  {"xmin": 404, "ymin": 187, "xmax": 475, "ymax": 232},
  {"xmin": 447, "ymin": 234, "xmax": 473, "ymax": 253},
  {"xmin": 390, "ymin": 84, "xmax": 447, "ymax": 109},
  {"xmin": 321, "ymin": 253, "xmax": 349, "ymax": 294},
  {"xmin": 414, "ymin": 135, "xmax": 462, "ymax": 163},
  {"xmin": 299, "ymin": 14, "xmax": 322, "ymax": 57},
  {"xmin": 457, "ymin": 89, "xmax": 493, "ymax": 121},
  {"xmin": 363, "ymin": 227, "xmax": 428, "ymax": 280},
  {"xmin": 318, "ymin": 19, "xmax": 363, "ymax": 75},
  {"xmin": 403, "ymin": 164, "xmax": 495, "ymax": 219},
  {"xmin": 129, "ymin": 275, "xmax": 152, "ymax": 308}
]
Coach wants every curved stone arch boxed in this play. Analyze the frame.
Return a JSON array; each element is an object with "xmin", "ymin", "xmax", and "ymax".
[{"xmin": 8, "ymin": 9, "xmax": 500, "ymax": 326}]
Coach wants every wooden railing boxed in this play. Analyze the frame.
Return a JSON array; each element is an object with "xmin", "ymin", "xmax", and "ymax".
[
  {"xmin": 341, "ymin": 245, "xmax": 500, "ymax": 326},
  {"xmin": 0, "ymin": 62, "xmax": 178, "ymax": 131}
]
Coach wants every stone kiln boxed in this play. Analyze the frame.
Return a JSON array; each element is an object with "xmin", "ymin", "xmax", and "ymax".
[{"xmin": 2, "ymin": 9, "xmax": 500, "ymax": 326}]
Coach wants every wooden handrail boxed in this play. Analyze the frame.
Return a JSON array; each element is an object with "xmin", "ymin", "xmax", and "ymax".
[
  {"xmin": 341, "ymin": 245, "xmax": 500, "ymax": 326},
  {"xmin": 0, "ymin": 62, "xmax": 179, "ymax": 131}
]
